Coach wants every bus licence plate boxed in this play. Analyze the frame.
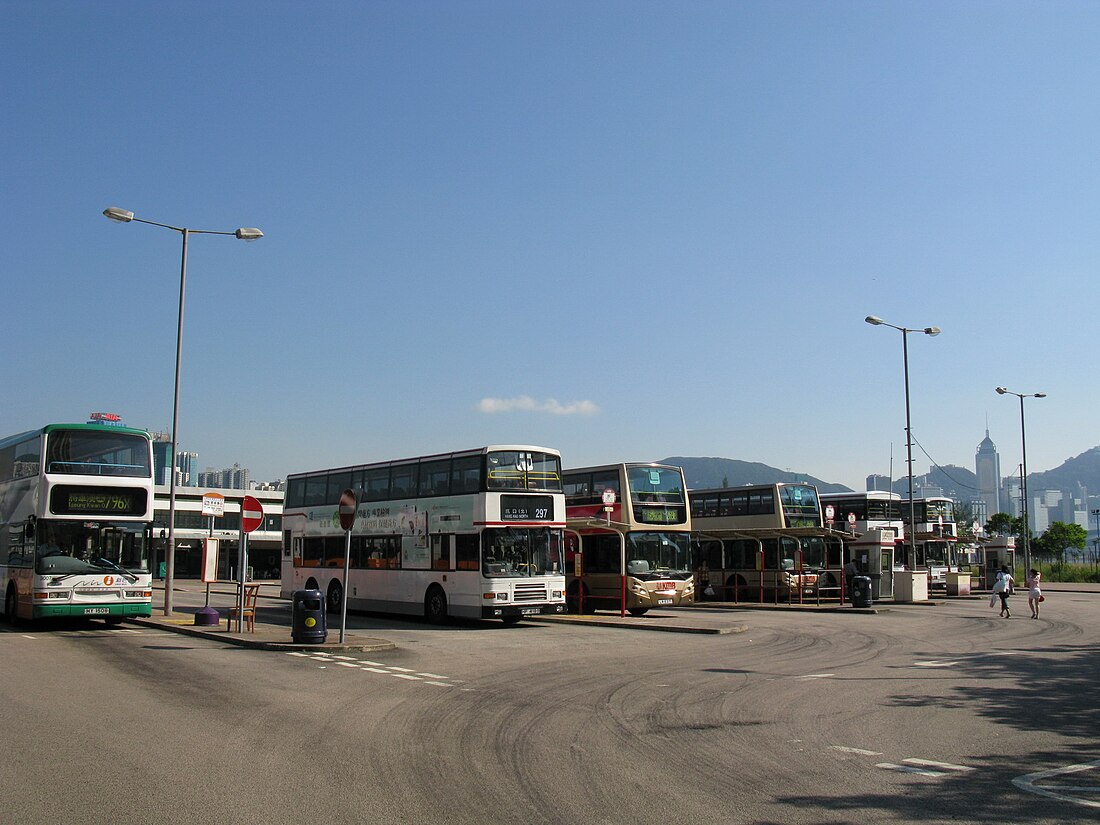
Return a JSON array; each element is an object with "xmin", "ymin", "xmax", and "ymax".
[
  {"xmin": 521, "ymin": 608, "xmax": 540, "ymax": 615},
  {"xmin": 658, "ymin": 599, "xmax": 673, "ymax": 605},
  {"xmin": 83, "ymin": 607, "xmax": 110, "ymax": 615}
]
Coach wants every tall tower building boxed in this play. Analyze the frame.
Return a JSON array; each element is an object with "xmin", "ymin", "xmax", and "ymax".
[{"xmin": 975, "ymin": 429, "xmax": 1001, "ymax": 517}]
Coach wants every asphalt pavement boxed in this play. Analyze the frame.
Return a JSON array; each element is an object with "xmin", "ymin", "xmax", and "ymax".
[{"xmin": 127, "ymin": 578, "xmax": 1098, "ymax": 652}]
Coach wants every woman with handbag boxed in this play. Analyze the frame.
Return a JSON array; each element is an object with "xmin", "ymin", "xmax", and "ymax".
[
  {"xmin": 994, "ymin": 565, "xmax": 1015, "ymax": 618},
  {"xmin": 1027, "ymin": 568, "xmax": 1043, "ymax": 619}
]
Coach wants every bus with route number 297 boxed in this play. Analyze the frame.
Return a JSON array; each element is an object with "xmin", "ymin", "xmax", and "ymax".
[
  {"xmin": 281, "ymin": 446, "xmax": 568, "ymax": 624},
  {"xmin": 0, "ymin": 423, "xmax": 155, "ymax": 624}
]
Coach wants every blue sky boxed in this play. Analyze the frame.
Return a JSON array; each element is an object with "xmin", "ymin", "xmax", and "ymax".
[{"xmin": 4, "ymin": 1, "xmax": 1098, "ymax": 491}]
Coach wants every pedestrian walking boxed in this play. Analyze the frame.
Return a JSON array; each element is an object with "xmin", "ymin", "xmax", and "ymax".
[
  {"xmin": 1027, "ymin": 568, "xmax": 1043, "ymax": 619},
  {"xmin": 993, "ymin": 565, "xmax": 1015, "ymax": 618}
]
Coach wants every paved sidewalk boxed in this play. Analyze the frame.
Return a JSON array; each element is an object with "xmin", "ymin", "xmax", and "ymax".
[{"xmin": 127, "ymin": 582, "xmax": 396, "ymax": 652}]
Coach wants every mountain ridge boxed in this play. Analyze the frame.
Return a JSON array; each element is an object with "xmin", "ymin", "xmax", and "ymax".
[{"xmin": 658, "ymin": 447, "xmax": 1100, "ymax": 499}]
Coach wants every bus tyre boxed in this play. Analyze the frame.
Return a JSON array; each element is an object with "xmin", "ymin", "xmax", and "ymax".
[
  {"xmin": 5, "ymin": 587, "xmax": 19, "ymax": 626},
  {"xmin": 424, "ymin": 585, "xmax": 448, "ymax": 624},
  {"xmin": 327, "ymin": 580, "xmax": 343, "ymax": 614},
  {"xmin": 628, "ymin": 607, "xmax": 650, "ymax": 617},
  {"xmin": 501, "ymin": 615, "xmax": 522, "ymax": 626}
]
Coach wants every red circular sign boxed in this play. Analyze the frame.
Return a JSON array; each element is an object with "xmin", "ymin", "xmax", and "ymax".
[
  {"xmin": 339, "ymin": 488, "xmax": 358, "ymax": 531},
  {"xmin": 241, "ymin": 495, "xmax": 264, "ymax": 533}
]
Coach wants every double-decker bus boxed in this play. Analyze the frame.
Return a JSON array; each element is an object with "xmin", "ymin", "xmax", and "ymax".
[
  {"xmin": 819, "ymin": 490, "xmax": 904, "ymax": 541},
  {"xmin": 562, "ymin": 462, "xmax": 694, "ymax": 616},
  {"xmin": 0, "ymin": 423, "xmax": 155, "ymax": 624},
  {"xmin": 900, "ymin": 495, "xmax": 960, "ymax": 587},
  {"xmin": 689, "ymin": 482, "xmax": 843, "ymax": 603},
  {"xmin": 281, "ymin": 446, "xmax": 567, "ymax": 624}
]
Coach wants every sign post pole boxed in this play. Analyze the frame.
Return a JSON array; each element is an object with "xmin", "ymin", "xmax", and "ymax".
[
  {"xmin": 338, "ymin": 489, "xmax": 358, "ymax": 643},
  {"xmin": 239, "ymin": 495, "xmax": 264, "ymax": 632}
]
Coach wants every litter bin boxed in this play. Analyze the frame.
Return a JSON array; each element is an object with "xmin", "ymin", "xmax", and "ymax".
[
  {"xmin": 291, "ymin": 589, "xmax": 327, "ymax": 644},
  {"xmin": 851, "ymin": 575, "xmax": 873, "ymax": 608}
]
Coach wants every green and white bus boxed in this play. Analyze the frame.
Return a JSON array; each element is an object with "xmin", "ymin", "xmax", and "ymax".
[
  {"xmin": 0, "ymin": 423, "xmax": 155, "ymax": 624},
  {"xmin": 281, "ymin": 446, "xmax": 568, "ymax": 624}
]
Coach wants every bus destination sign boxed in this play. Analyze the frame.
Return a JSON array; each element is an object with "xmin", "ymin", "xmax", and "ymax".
[
  {"xmin": 50, "ymin": 485, "xmax": 146, "ymax": 517},
  {"xmin": 500, "ymin": 495, "xmax": 554, "ymax": 522},
  {"xmin": 637, "ymin": 507, "xmax": 684, "ymax": 525}
]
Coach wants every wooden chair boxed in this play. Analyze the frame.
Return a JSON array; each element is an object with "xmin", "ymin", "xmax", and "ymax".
[{"xmin": 227, "ymin": 583, "xmax": 260, "ymax": 632}]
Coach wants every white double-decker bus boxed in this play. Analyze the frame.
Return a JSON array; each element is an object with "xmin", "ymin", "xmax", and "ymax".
[
  {"xmin": 819, "ymin": 490, "xmax": 904, "ymax": 541},
  {"xmin": 900, "ymin": 495, "xmax": 960, "ymax": 588},
  {"xmin": 562, "ymin": 462, "xmax": 694, "ymax": 616},
  {"xmin": 0, "ymin": 423, "xmax": 155, "ymax": 624},
  {"xmin": 281, "ymin": 446, "xmax": 567, "ymax": 624}
]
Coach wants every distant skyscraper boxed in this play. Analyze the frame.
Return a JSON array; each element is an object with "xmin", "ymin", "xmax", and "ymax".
[
  {"xmin": 177, "ymin": 451, "xmax": 199, "ymax": 487},
  {"xmin": 975, "ymin": 429, "xmax": 1001, "ymax": 518},
  {"xmin": 866, "ymin": 474, "xmax": 891, "ymax": 491}
]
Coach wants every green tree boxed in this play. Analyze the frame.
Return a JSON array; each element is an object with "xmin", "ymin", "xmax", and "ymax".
[
  {"xmin": 1034, "ymin": 521, "xmax": 1088, "ymax": 564},
  {"xmin": 986, "ymin": 512, "xmax": 1025, "ymax": 538}
]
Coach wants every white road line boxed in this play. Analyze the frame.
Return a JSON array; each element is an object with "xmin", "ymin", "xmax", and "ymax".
[
  {"xmin": 391, "ymin": 673, "xmax": 422, "ymax": 680},
  {"xmin": 387, "ymin": 666, "xmax": 416, "ymax": 672},
  {"xmin": 831, "ymin": 746, "xmax": 884, "ymax": 756},
  {"xmin": 416, "ymin": 672, "xmax": 448, "ymax": 679},
  {"xmin": 913, "ymin": 660, "xmax": 961, "ymax": 668},
  {"xmin": 903, "ymin": 758, "xmax": 974, "ymax": 772},
  {"xmin": 1013, "ymin": 759, "xmax": 1100, "ymax": 809},
  {"xmin": 362, "ymin": 667, "xmax": 390, "ymax": 673},
  {"xmin": 424, "ymin": 681, "xmax": 454, "ymax": 687},
  {"xmin": 877, "ymin": 762, "xmax": 946, "ymax": 777},
  {"xmin": 795, "ymin": 673, "xmax": 835, "ymax": 680},
  {"xmin": 336, "ymin": 662, "xmax": 360, "ymax": 668}
]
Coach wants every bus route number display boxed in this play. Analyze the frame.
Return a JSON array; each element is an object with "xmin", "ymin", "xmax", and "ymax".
[
  {"xmin": 50, "ymin": 485, "xmax": 146, "ymax": 516},
  {"xmin": 500, "ymin": 495, "xmax": 554, "ymax": 521}
]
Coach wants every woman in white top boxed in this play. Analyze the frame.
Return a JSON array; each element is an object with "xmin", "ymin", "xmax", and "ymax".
[{"xmin": 994, "ymin": 566, "xmax": 1015, "ymax": 618}]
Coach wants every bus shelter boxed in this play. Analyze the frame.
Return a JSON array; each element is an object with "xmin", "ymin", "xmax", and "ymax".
[{"xmin": 691, "ymin": 526, "xmax": 850, "ymax": 605}]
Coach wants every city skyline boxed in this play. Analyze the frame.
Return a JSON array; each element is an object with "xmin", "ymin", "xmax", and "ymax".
[{"xmin": 4, "ymin": 3, "xmax": 1099, "ymax": 492}]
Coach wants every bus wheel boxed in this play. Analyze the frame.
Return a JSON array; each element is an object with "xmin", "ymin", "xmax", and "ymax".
[
  {"xmin": 326, "ymin": 580, "xmax": 343, "ymax": 613},
  {"xmin": 305, "ymin": 577, "xmax": 319, "ymax": 592},
  {"xmin": 501, "ymin": 615, "xmax": 522, "ymax": 626},
  {"xmin": 424, "ymin": 585, "xmax": 448, "ymax": 624},
  {"xmin": 627, "ymin": 607, "xmax": 649, "ymax": 617},
  {"xmin": 4, "ymin": 587, "xmax": 19, "ymax": 626}
]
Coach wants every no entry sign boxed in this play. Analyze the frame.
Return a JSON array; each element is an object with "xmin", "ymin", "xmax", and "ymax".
[{"xmin": 241, "ymin": 495, "xmax": 264, "ymax": 533}]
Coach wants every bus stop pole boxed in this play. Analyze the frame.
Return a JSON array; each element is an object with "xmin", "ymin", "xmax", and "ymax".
[{"xmin": 339, "ymin": 528, "xmax": 350, "ymax": 643}]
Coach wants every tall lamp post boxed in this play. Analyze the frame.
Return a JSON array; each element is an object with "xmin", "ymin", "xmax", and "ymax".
[
  {"xmin": 865, "ymin": 315, "xmax": 941, "ymax": 570},
  {"xmin": 995, "ymin": 387, "xmax": 1046, "ymax": 576},
  {"xmin": 103, "ymin": 207, "xmax": 262, "ymax": 615}
]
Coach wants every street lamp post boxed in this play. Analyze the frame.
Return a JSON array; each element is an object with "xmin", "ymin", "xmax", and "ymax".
[
  {"xmin": 996, "ymin": 387, "xmax": 1046, "ymax": 577},
  {"xmin": 103, "ymin": 207, "xmax": 262, "ymax": 616},
  {"xmin": 865, "ymin": 315, "xmax": 941, "ymax": 570}
]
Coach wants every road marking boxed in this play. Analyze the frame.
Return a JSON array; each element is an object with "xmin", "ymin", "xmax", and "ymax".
[
  {"xmin": 795, "ymin": 673, "xmax": 835, "ymax": 680},
  {"xmin": 903, "ymin": 759, "xmax": 974, "ymax": 772},
  {"xmin": 831, "ymin": 746, "xmax": 884, "ymax": 756},
  {"xmin": 913, "ymin": 660, "xmax": 961, "ymax": 668},
  {"xmin": 284, "ymin": 651, "xmax": 465, "ymax": 688},
  {"xmin": 877, "ymin": 762, "xmax": 946, "ymax": 777},
  {"xmin": 1013, "ymin": 759, "xmax": 1100, "ymax": 809}
]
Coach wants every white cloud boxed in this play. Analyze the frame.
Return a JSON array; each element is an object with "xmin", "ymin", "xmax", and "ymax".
[{"xmin": 477, "ymin": 395, "xmax": 600, "ymax": 416}]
